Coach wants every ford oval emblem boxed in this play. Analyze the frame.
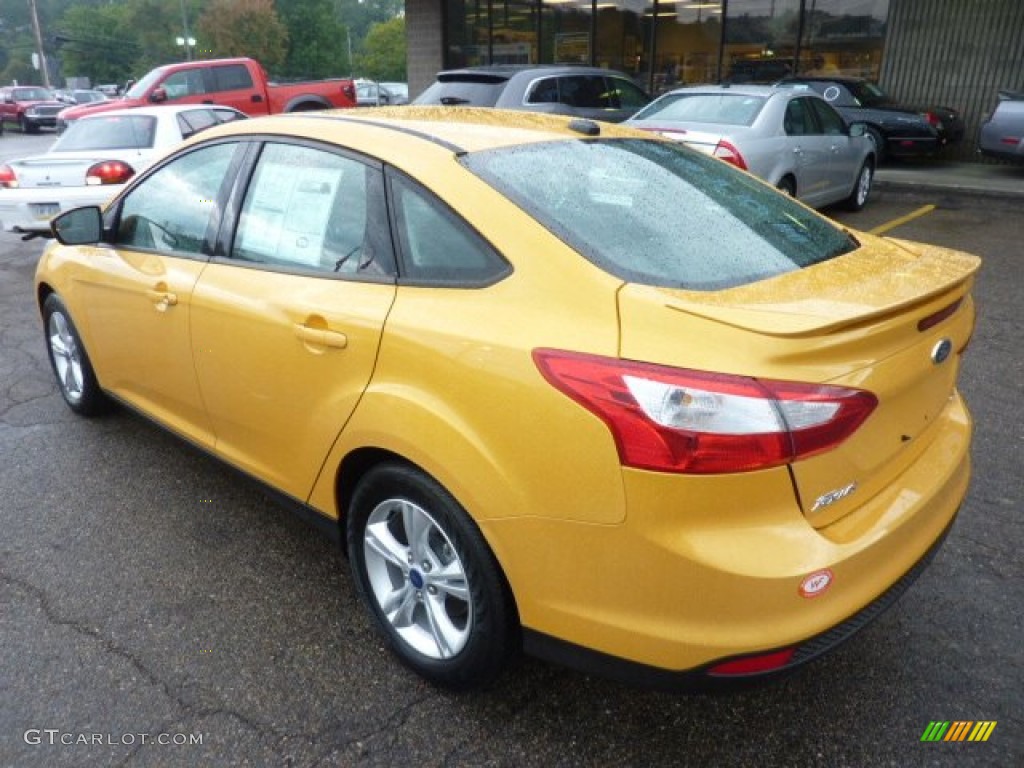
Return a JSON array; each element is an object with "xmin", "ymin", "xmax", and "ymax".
[{"xmin": 931, "ymin": 338, "xmax": 953, "ymax": 365}]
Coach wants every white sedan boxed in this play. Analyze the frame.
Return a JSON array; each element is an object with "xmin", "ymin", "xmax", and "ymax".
[
  {"xmin": 0, "ymin": 104, "xmax": 245, "ymax": 233},
  {"xmin": 627, "ymin": 85, "xmax": 876, "ymax": 211}
]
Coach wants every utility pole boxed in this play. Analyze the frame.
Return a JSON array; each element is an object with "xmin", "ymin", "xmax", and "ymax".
[
  {"xmin": 179, "ymin": 0, "xmax": 192, "ymax": 61},
  {"xmin": 28, "ymin": 0, "xmax": 52, "ymax": 88}
]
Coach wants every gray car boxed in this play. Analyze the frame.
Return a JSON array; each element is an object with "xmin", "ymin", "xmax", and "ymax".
[
  {"xmin": 627, "ymin": 84, "xmax": 875, "ymax": 210},
  {"xmin": 413, "ymin": 65, "xmax": 650, "ymax": 123},
  {"xmin": 979, "ymin": 89, "xmax": 1024, "ymax": 162}
]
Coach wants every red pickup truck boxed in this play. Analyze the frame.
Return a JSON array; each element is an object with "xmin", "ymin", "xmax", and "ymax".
[{"xmin": 58, "ymin": 57, "xmax": 357, "ymax": 129}]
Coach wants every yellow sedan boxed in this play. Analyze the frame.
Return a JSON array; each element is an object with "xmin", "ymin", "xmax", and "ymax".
[{"xmin": 34, "ymin": 108, "xmax": 979, "ymax": 690}]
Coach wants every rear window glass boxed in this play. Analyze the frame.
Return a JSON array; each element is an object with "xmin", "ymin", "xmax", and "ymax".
[
  {"xmin": 53, "ymin": 115, "xmax": 157, "ymax": 151},
  {"xmin": 415, "ymin": 77, "xmax": 507, "ymax": 107},
  {"xmin": 460, "ymin": 139, "xmax": 857, "ymax": 291},
  {"xmin": 632, "ymin": 93, "xmax": 767, "ymax": 126}
]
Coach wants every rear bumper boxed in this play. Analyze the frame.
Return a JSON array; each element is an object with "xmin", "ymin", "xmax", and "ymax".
[{"xmin": 524, "ymin": 511, "xmax": 956, "ymax": 692}]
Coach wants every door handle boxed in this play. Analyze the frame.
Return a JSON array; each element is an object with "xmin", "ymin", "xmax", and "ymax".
[
  {"xmin": 251, "ymin": 93, "xmax": 263, "ymax": 103},
  {"xmin": 145, "ymin": 289, "xmax": 178, "ymax": 310},
  {"xmin": 293, "ymin": 324, "xmax": 348, "ymax": 349}
]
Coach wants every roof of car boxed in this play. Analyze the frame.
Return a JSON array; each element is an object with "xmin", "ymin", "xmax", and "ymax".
[
  {"xmin": 77, "ymin": 104, "xmax": 242, "ymax": 121},
  {"xmin": 661, "ymin": 84, "xmax": 806, "ymax": 98},
  {"xmin": 199, "ymin": 107, "xmax": 648, "ymax": 159},
  {"xmin": 437, "ymin": 65, "xmax": 633, "ymax": 79}
]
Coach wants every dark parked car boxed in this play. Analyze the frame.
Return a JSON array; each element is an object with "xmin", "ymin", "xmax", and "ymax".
[
  {"xmin": 414, "ymin": 65, "xmax": 650, "ymax": 123},
  {"xmin": 777, "ymin": 77, "xmax": 964, "ymax": 161},
  {"xmin": 979, "ymin": 89, "xmax": 1024, "ymax": 162}
]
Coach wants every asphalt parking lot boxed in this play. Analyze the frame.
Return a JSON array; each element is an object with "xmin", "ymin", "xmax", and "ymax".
[{"xmin": 1, "ymin": 129, "xmax": 1021, "ymax": 766}]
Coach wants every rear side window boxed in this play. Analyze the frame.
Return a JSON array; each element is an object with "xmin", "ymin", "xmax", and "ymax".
[
  {"xmin": 559, "ymin": 76, "xmax": 611, "ymax": 108},
  {"xmin": 461, "ymin": 139, "xmax": 856, "ymax": 291},
  {"xmin": 389, "ymin": 173, "xmax": 509, "ymax": 285},
  {"xmin": 211, "ymin": 64, "xmax": 253, "ymax": 92},
  {"xmin": 784, "ymin": 98, "xmax": 817, "ymax": 135}
]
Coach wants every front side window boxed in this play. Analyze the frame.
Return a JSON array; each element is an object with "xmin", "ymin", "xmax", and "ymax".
[
  {"xmin": 115, "ymin": 142, "xmax": 237, "ymax": 256},
  {"xmin": 809, "ymin": 98, "xmax": 847, "ymax": 135},
  {"xmin": 162, "ymin": 70, "xmax": 206, "ymax": 99},
  {"xmin": 232, "ymin": 143, "xmax": 392, "ymax": 277},
  {"xmin": 607, "ymin": 77, "xmax": 649, "ymax": 109},
  {"xmin": 461, "ymin": 139, "xmax": 857, "ymax": 291}
]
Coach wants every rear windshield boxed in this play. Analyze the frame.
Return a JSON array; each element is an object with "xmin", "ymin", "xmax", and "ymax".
[
  {"xmin": 54, "ymin": 115, "xmax": 157, "ymax": 151},
  {"xmin": 414, "ymin": 76, "xmax": 507, "ymax": 107},
  {"xmin": 460, "ymin": 139, "xmax": 857, "ymax": 291},
  {"xmin": 632, "ymin": 93, "xmax": 767, "ymax": 126}
]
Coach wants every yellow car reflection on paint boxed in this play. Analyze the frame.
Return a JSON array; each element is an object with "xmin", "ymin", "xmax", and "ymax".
[{"xmin": 34, "ymin": 108, "xmax": 980, "ymax": 690}]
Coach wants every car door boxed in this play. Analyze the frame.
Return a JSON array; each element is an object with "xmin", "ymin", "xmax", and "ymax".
[
  {"xmin": 808, "ymin": 97, "xmax": 860, "ymax": 202},
  {"xmin": 76, "ymin": 141, "xmax": 243, "ymax": 447},
  {"xmin": 206, "ymin": 63, "xmax": 267, "ymax": 114},
  {"xmin": 190, "ymin": 141, "xmax": 397, "ymax": 500},
  {"xmin": 783, "ymin": 96, "xmax": 831, "ymax": 206}
]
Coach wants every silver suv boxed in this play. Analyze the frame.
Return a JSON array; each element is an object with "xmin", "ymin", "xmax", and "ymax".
[{"xmin": 414, "ymin": 65, "xmax": 650, "ymax": 123}]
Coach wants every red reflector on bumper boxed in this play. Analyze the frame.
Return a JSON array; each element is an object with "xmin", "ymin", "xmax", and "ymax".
[{"xmin": 708, "ymin": 648, "xmax": 796, "ymax": 676}]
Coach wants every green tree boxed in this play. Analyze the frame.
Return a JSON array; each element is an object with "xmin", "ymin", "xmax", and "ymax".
[
  {"xmin": 53, "ymin": 3, "xmax": 135, "ymax": 85},
  {"xmin": 356, "ymin": 16, "xmax": 405, "ymax": 82},
  {"xmin": 197, "ymin": 0, "xmax": 288, "ymax": 69},
  {"xmin": 274, "ymin": 0, "xmax": 349, "ymax": 79}
]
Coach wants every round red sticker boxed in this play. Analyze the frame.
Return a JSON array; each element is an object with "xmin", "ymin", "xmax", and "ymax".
[{"xmin": 799, "ymin": 569, "xmax": 834, "ymax": 598}]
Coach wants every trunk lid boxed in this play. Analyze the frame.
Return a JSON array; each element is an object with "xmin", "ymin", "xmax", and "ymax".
[{"xmin": 616, "ymin": 233, "xmax": 979, "ymax": 526}]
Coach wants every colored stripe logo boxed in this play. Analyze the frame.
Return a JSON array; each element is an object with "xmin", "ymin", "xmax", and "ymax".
[{"xmin": 921, "ymin": 721, "xmax": 997, "ymax": 742}]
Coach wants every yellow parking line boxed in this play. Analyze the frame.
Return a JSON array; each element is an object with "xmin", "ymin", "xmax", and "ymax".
[{"xmin": 869, "ymin": 204, "xmax": 937, "ymax": 236}]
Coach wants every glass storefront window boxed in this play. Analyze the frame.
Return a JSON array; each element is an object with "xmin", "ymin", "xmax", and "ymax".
[
  {"xmin": 540, "ymin": 1, "xmax": 594, "ymax": 65},
  {"xmin": 800, "ymin": 0, "xmax": 888, "ymax": 79},
  {"xmin": 652, "ymin": 1, "xmax": 724, "ymax": 92},
  {"xmin": 724, "ymin": 0, "xmax": 802, "ymax": 82},
  {"xmin": 443, "ymin": 0, "xmax": 889, "ymax": 88}
]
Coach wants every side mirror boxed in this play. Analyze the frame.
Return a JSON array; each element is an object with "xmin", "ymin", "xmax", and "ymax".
[
  {"xmin": 848, "ymin": 122, "xmax": 866, "ymax": 138},
  {"xmin": 150, "ymin": 86, "xmax": 168, "ymax": 104},
  {"xmin": 51, "ymin": 206, "xmax": 103, "ymax": 246}
]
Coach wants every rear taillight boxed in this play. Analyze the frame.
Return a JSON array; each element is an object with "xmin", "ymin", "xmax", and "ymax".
[
  {"xmin": 85, "ymin": 160, "xmax": 135, "ymax": 185},
  {"xmin": 922, "ymin": 111, "xmax": 944, "ymax": 130},
  {"xmin": 533, "ymin": 350, "xmax": 877, "ymax": 475},
  {"xmin": 712, "ymin": 139, "xmax": 747, "ymax": 170},
  {"xmin": 0, "ymin": 164, "xmax": 18, "ymax": 188}
]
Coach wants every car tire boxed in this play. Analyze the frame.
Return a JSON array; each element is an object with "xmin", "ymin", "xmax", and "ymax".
[
  {"xmin": 865, "ymin": 127, "xmax": 885, "ymax": 162},
  {"xmin": 347, "ymin": 462, "xmax": 517, "ymax": 689},
  {"xmin": 844, "ymin": 161, "xmax": 873, "ymax": 211},
  {"xmin": 42, "ymin": 294, "xmax": 111, "ymax": 416},
  {"xmin": 776, "ymin": 176, "xmax": 796, "ymax": 197},
  {"xmin": 19, "ymin": 115, "xmax": 34, "ymax": 134}
]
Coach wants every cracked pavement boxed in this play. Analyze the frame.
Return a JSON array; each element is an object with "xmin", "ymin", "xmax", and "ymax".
[{"xmin": 0, "ymin": 148, "xmax": 1020, "ymax": 766}]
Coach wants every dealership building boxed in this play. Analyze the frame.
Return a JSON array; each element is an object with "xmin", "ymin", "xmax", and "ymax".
[{"xmin": 405, "ymin": 0, "xmax": 1024, "ymax": 161}]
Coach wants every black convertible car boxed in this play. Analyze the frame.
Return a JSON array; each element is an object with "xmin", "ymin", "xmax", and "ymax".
[{"xmin": 777, "ymin": 77, "xmax": 964, "ymax": 161}]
